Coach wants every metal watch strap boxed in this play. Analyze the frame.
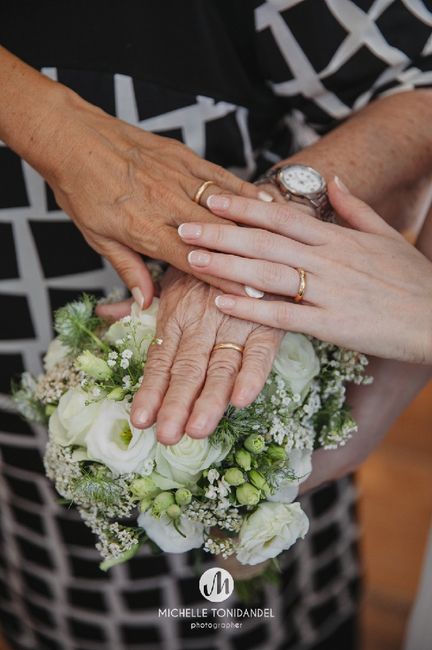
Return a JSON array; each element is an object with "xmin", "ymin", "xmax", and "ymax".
[{"xmin": 310, "ymin": 193, "xmax": 336, "ymax": 223}]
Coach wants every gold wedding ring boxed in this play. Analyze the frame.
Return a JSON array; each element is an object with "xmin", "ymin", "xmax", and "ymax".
[
  {"xmin": 294, "ymin": 268, "xmax": 307, "ymax": 303},
  {"xmin": 193, "ymin": 180, "xmax": 215, "ymax": 204},
  {"xmin": 213, "ymin": 342, "xmax": 244, "ymax": 354},
  {"xmin": 151, "ymin": 337, "xmax": 164, "ymax": 346}
]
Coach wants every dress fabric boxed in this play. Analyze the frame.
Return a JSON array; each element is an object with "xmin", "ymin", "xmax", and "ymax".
[{"xmin": 0, "ymin": 2, "xmax": 431, "ymax": 649}]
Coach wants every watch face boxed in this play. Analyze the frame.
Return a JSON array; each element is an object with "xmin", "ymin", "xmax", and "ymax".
[{"xmin": 279, "ymin": 165, "xmax": 325, "ymax": 196}]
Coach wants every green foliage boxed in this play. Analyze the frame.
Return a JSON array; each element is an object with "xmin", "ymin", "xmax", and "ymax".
[{"xmin": 54, "ymin": 293, "xmax": 103, "ymax": 352}]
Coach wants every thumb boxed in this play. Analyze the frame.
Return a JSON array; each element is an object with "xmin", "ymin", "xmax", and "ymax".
[
  {"xmin": 100, "ymin": 239, "xmax": 155, "ymax": 309},
  {"xmin": 329, "ymin": 176, "xmax": 395, "ymax": 236}
]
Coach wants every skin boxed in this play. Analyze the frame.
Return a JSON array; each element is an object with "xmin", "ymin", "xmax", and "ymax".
[{"xmin": 180, "ymin": 180, "xmax": 432, "ymax": 364}]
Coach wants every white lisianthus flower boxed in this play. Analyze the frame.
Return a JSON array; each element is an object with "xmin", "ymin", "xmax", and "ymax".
[
  {"xmin": 85, "ymin": 400, "xmax": 156, "ymax": 475},
  {"xmin": 138, "ymin": 511, "xmax": 204, "ymax": 553},
  {"xmin": 268, "ymin": 449, "xmax": 313, "ymax": 504},
  {"xmin": 43, "ymin": 337, "xmax": 70, "ymax": 371},
  {"xmin": 49, "ymin": 388, "xmax": 101, "ymax": 447},
  {"xmin": 152, "ymin": 435, "xmax": 230, "ymax": 489},
  {"xmin": 104, "ymin": 299, "xmax": 159, "ymax": 355},
  {"xmin": 236, "ymin": 502, "xmax": 309, "ymax": 565},
  {"xmin": 273, "ymin": 332, "xmax": 320, "ymax": 396}
]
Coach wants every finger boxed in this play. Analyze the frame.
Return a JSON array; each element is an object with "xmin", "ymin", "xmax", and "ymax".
[
  {"xmin": 130, "ymin": 319, "xmax": 181, "ymax": 430},
  {"xmin": 155, "ymin": 330, "xmax": 213, "ymax": 444},
  {"xmin": 188, "ymin": 250, "xmax": 321, "ymax": 302},
  {"xmin": 185, "ymin": 345, "xmax": 243, "ymax": 438},
  {"xmin": 231, "ymin": 327, "xmax": 283, "ymax": 408},
  {"xmin": 214, "ymin": 294, "xmax": 323, "ymax": 337},
  {"xmin": 98, "ymin": 239, "xmax": 154, "ymax": 308},
  {"xmin": 190, "ymin": 160, "xmax": 261, "ymax": 201},
  {"xmin": 178, "ymin": 222, "xmax": 309, "ymax": 266},
  {"xmin": 329, "ymin": 177, "xmax": 399, "ymax": 236},
  {"xmin": 206, "ymin": 194, "xmax": 328, "ymax": 245},
  {"xmin": 96, "ymin": 298, "xmax": 133, "ymax": 321}
]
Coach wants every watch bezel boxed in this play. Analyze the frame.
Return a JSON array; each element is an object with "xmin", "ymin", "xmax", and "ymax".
[{"xmin": 276, "ymin": 164, "xmax": 327, "ymax": 198}]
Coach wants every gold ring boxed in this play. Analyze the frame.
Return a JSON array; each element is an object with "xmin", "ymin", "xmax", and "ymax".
[
  {"xmin": 151, "ymin": 337, "xmax": 163, "ymax": 346},
  {"xmin": 213, "ymin": 342, "xmax": 244, "ymax": 354},
  {"xmin": 294, "ymin": 268, "xmax": 306, "ymax": 303},
  {"xmin": 193, "ymin": 180, "xmax": 215, "ymax": 204}
]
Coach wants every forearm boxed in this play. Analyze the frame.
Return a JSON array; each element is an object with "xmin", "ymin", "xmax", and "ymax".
[{"xmin": 284, "ymin": 91, "xmax": 432, "ymax": 225}]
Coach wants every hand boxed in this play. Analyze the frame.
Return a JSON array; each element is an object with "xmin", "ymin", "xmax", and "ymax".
[
  {"xmin": 98, "ymin": 269, "xmax": 284, "ymax": 444},
  {"xmin": 178, "ymin": 179, "xmax": 432, "ymax": 364},
  {"xmin": 0, "ymin": 48, "xmax": 261, "ymax": 306}
]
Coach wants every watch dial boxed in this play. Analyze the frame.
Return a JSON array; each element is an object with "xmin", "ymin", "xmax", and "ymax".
[{"xmin": 280, "ymin": 165, "xmax": 324, "ymax": 195}]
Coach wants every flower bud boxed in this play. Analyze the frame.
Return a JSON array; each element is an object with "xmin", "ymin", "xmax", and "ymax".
[
  {"xmin": 139, "ymin": 497, "xmax": 152, "ymax": 512},
  {"xmin": 76, "ymin": 351, "xmax": 112, "ymax": 381},
  {"xmin": 131, "ymin": 476, "xmax": 158, "ymax": 499},
  {"xmin": 152, "ymin": 491, "xmax": 175, "ymax": 517},
  {"xmin": 267, "ymin": 444, "xmax": 286, "ymax": 462},
  {"xmin": 248, "ymin": 470, "xmax": 271, "ymax": 496},
  {"xmin": 166, "ymin": 504, "xmax": 182, "ymax": 520},
  {"xmin": 175, "ymin": 488, "xmax": 192, "ymax": 506},
  {"xmin": 224, "ymin": 468, "xmax": 245, "ymax": 486},
  {"xmin": 107, "ymin": 387, "xmax": 126, "ymax": 401},
  {"xmin": 236, "ymin": 483, "xmax": 261, "ymax": 506},
  {"xmin": 45, "ymin": 404, "xmax": 56, "ymax": 417},
  {"xmin": 244, "ymin": 433, "xmax": 265, "ymax": 454},
  {"xmin": 235, "ymin": 449, "xmax": 252, "ymax": 471}
]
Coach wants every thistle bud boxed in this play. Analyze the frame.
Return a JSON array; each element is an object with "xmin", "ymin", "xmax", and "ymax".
[
  {"xmin": 267, "ymin": 444, "xmax": 286, "ymax": 462},
  {"xmin": 175, "ymin": 488, "xmax": 192, "ymax": 506},
  {"xmin": 131, "ymin": 476, "xmax": 158, "ymax": 499},
  {"xmin": 76, "ymin": 351, "xmax": 112, "ymax": 381},
  {"xmin": 235, "ymin": 449, "xmax": 252, "ymax": 471},
  {"xmin": 166, "ymin": 504, "xmax": 182, "ymax": 520},
  {"xmin": 248, "ymin": 470, "xmax": 271, "ymax": 496},
  {"xmin": 107, "ymin": 387, "xmax": 126, "ymax": 401},
  {"xmin": 224, "ymin": 468, "xmax": 245, "ymax": 486},
  {"xmin": 236, "ymin": 482, "xmax": 261, "ymax": 506},
  {"xmin": 152, "ymin": 491, "xmax": 175, "ymax": 517},
  {"xmin": 244, "ymin": 433, "xmax": 265, "ymax": 454}
]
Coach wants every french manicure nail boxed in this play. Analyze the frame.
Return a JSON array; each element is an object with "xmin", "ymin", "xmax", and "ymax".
[
  {"xmin": 207, "ymin": 194, "xmax": 231, "ymax": 210},
  {"xmin": 258, "ymin": 191, "xmax": 274, "ymax": 202},
  {"xmin": 131, "ymin": 286, "xmax": 144, "ymax": 309},
  {"xmin": 133, "ymin": 408, "xmax": 150, "ymax": 427},
  {"xmin": 188, "ymin": 250, "xmax": 211, "ymax": 267},
  {"xmin": 178, "ymin": 223, "xmax": 202, "ymax": 239},
  {"xmin": 334, "ymin": 175, "xmax": 350, "ymax": 194},
  {"xmin": 245, "ymin": 285, "xmax": 264, "ymax": 298},
  {"xmin": 215, "ymin": 295, "xmax": 236, "ymax": 309}
]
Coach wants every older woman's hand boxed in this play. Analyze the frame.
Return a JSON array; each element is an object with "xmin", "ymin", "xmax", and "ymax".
[
  {"xmin": 179, "ymin": 179, "xmax": 432, "ymax": 364},
  {"xmin": 98, "ymin": 268, "xmax": 284, "ymax": 444}
]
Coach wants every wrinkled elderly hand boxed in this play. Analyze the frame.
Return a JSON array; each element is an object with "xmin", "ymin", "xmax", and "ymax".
[{"xmin": 98, "ymin": 268, "xmax": 284, "ymax": 444}]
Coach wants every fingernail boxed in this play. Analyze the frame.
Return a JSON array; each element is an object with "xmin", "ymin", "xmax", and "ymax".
[
  {"xmin": 207, "ymin": 194, "xmax": 231, "ymax": 210},
  {"xmin": 215, "ymin": 295, "xmax": 236, "ymax": 309},
  {"xmin": 334, "ymin": 176, "xmax": 350, "ymax": 194},
  {"xmin": 245, "ymin": 285, "xmax": 264, "ymax": 298},
  {"xmin": 131, "ymin": 287, "xmax": 144, "ymax": 309},
  {"xmin": 188, "ymin": 250, "xmax": 211, "ymax": 267},
  {"xmin": 187, "ymin": 414, "xmax": 208, "ymax": 435},
  {"xmin": 133, "ymin": 408, "xmax": 150, "ymax": 427},
  {"xmin": 258, "ymin": 191, "xmax": 274, "ymax": 202},
  {"xmin": 178, "ymin": 223, "xmax": 202, "ymax": 239}
]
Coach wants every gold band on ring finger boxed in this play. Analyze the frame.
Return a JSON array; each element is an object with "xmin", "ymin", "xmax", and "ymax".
[
  {"xmin": 212, "ymin": 342, "xmax": 244, "ymax": 354},
  {"xmin": 193, "ymin": 180, "xmax": 216, "ymax": 204},
  {"xmin": 294, "ymin": 268, "xmax": 307, "ymax": 304}
]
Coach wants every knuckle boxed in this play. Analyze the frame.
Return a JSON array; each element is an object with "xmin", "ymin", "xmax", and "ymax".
[
  {"xmin": 270, "ymin": 205, "xmax": 291, "ymax": 230},
  {"xmin": 171, "ymin": 357, "xmax": 206, "ymax": 383},
  {"xmin": 255, "ymin": 230, "xmax": 275, "ymax": 256},
  {"xmin": 273, "ymin": 301, "xmax": 291, "ymax": 328},
  {"xmin": 243, "ymin": 341, "xmax": 273, "ymax": 368},
  {"xmin": 207, "ymin": 356, "xmax": 239, "ymax": 380},
  {"xmin": 257, "ymin": 261, "xmax": 283, "ymax": 287}
]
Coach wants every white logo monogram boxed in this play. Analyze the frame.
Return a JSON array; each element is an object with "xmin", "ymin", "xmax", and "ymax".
[{"xmin": 199, "ymin": 567, "xmax": 234, "ymax": 602}]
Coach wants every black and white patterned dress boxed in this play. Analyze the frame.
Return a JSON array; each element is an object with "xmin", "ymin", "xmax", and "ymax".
[{"xmin": 0, "ymin": 2, "xmax": 431, "ymax": 649}]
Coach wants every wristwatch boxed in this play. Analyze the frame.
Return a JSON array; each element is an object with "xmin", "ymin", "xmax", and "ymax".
[{"xmin": 258, "ymin": 163, "xmax": 335, "ymax": 222}]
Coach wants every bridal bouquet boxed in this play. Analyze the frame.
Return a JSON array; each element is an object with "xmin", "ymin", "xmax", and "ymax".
[{"xmin": 13, "ymin": 294, "xmax": 370, "ymax": 572}]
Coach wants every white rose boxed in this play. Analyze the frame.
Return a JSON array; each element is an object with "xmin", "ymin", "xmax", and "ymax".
[
  {"xmin": 49, "ymin": 388, "xmax": 101, "ymax": 447},
  {"xmin": 85, "ymin": 400, "xmax": 156, "ymax": 475},
  {"xmin": 268, "ymin": 449, "xmax": 313, "ymax": 504},
  {"xmin": 43, "ymin": 338, "xmax": 70, "ymax": 371},
  {"xmin": 152, "ymin": 435, "xmax": 230, "ymax": 489},
  {"xmin": 138, "ymin": 511, "xmax": 204, "ymax": 553},
  {"xmin": 273, "ymin": 332, "xmax": 320, "ymax": 396},
  {"xmin": 236, "ymin": 502, "xmax": 309, "ymax": 565},
  {"xmin": 104, "ymin": 299, "xmax": 159, "ymax": 355}
]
